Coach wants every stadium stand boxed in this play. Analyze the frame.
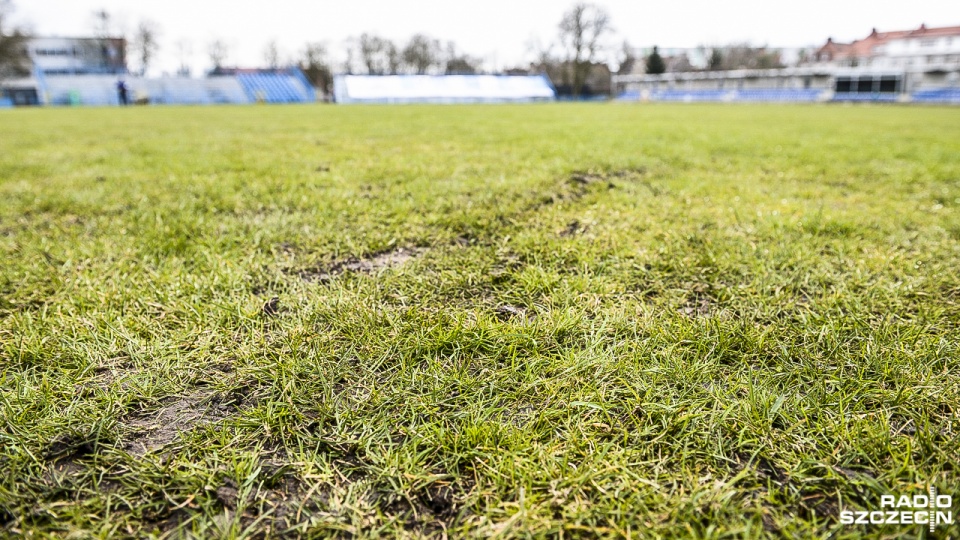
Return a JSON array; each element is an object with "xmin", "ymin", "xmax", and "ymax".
[
  {"xmin": 735, "ymin": 89, "xmax": 823, "ymax": 102},
  {"xmin": 333, "ymin": 75, "xmax": 556, "ymax": 104},
  {"xmin": 616, "ymin": 87, "xmax": 926, "ymax": 103},
  {"xmin": 38, "ymin": 72, "xmax": 320, "ymax": 106},
  {"xmin": 235, "ymin": 72, "xmax": 314, "ymax": 103},
  {"xmin": 628, "ymin": 89, "xmax": 825, "ymax": 102},
  {"xmin": 41, "ymin": 75, "xmax": 253, "ymax": 106},
  {"xmin": 43, "ymin": 76, "xmax": 118, "ymax": 106},
  {"xmin": 830, "ymin": 92, "xmax": 899, "ymax": 103},
  {"xmin": 911, "ymin": 88, "xmax": 960, "ymax": 104},
  {"xmin": 649, "ymin": 89, "xmax": 731, "ymax": 102}
]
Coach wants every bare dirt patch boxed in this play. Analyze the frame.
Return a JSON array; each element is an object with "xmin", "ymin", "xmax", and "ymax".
[
  {"xmin": 262, "ymin": 296, "xmax": 282, "ymax": 316},
  {"xmin": 494, "ymin": 304, "xmax": 530, "ymax": 322},
  {"xmin": 679, "ymin": 283, "xmax": 715, "ymax": 317},
  {"xmin": 42, "ymin": 433, "xmax": 100, "ymax": 484},
  {"xmin": 376, "ymin": 478, "xmax": 475, "ymax": 535},
  {"xmin": 570, "ymin": 167, "xmax": 647, "ymax": 185},
  {"xmin": 297, "ymin": 247, "xmax": 426, "ymax": 283},
  {"xmin": 569, "ymin": 168, "xmax": 665, "ymax": 198},
  {"xmin": 559, "ymin": 219, "xmax": 588, "ymax": 237},
  {"xmin": 125, "ymin": 390, "xmax": 235, "ymax": 457}
]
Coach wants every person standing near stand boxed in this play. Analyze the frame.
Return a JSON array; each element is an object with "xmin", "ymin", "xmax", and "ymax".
[{"xmin": 116, "ymin": 80, "xmax": 128, "ymax": 106}]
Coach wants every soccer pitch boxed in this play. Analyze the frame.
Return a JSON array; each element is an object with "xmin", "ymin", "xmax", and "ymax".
[{"xmin": 2, "ymin": 103, "xmax": 959, "ymax": 537}]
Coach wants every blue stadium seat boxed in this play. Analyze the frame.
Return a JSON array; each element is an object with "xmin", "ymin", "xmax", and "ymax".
[
  {"xmin": 735, "ymin": 89, "xmax": 823, "ymax": 102},
  {"xmin": 650, "ymin": 89, "xmax": 730, "ymax": 102},
  {"xmin": 911, "ymin": 88, "xmax": 960, "ymax": 104},
  {"xmin": 831, "ymin": 92, "xmax": 898, "ymax": 103},
  {"xmin": 235, "ymin": 72, "xmax": 312, "ymax": 104}
]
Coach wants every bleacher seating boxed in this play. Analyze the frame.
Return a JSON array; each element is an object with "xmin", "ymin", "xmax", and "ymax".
[
  {"xmin": 141, "ymin": 78, "xmax": 213, "ymax": 105},
  {"xmin": 636, "ymin": 88, "xmax": 825, "ymax": 103},
  {"xmin": 911, "ymin": 88, "xmax": 960, "ymax": 104},
  {"xmin": 41, "ymin": 75, "xmax": 253, "ymax": 106},
  {"xmin": 615, "ymin": 90, "xmax": 641, "ymax": 101},
  {"xmin": 235, "ymin": 72, "xmax": 313, "ymax": 103},
  {"xmin": 650, "ymin": 89, "xmax": 732, "ymax": 102},
  {"xmin": 204, "ymin": 78, "xmax": 252, "ymax": 104},
  {"xmin": 735, "ymin": 89, "xmax": 823, "ymax": 102},
  {"xmin": 830, "ymin": 92, "xmax": 898, "ymax": 103},
  {"xmin": 43, "ymin": 76, "xmax": 118, "ymax": 106}
]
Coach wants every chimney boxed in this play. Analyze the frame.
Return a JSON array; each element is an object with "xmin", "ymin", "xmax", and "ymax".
[
  {"xmin": 870, "ymin": 28, "xmax": 878, "ymax": 36},
  {"xmin": 919, "ymin": 23, "xmax": 927, "ymax": 31}
]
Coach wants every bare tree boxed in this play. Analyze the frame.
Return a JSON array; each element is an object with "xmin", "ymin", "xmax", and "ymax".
[
  {"xmin": 342, "ymin": 38, "xmax": 356, "ymax": 74},
  {"xmin": 131, "ymin": 20, "xmax": 160, "ymax": 76},
  {"xmin": 174, "ymin": 39, "xmax": 192, "ymax": 77},
  {"xmin": 0, "ymin": 0, "xmax": 30, "ymax": 82},
  {"xmin": 208, "ymin": 39, "xmax": 229, "ymax": 71},
  {"xmin": 357, "ymin": 34, "xmax": 379, "ymax": 74},
  {"xmin": 708, "ymin": 43, "xmax": 783, "ymax": 70},
  {"xmin": 558, "ymin": 2, "xmax": 612, "ymax": 97},
  {"xmin": 444, "ymin": 42, "xmax": 479, "ymax": 74},
  {"xmin": 299, "ymin": 42, "xmax": 332, "ymax": 95},
  {"xmin": 91, "ymin": 8, "xmax": 111, "ymax": 38},
  {"xmin": 386, "ymin": 41, "xmax": 401, "ymax": 75},
  {"xmin": 516, "ymin": 37, "xmax": 565, "ymax": 85},
  {"xmin": 356, "ymin": 33, "xmax": 399, "ymax": 75},
  {"xmin": 263, "ymin": 39, "xmax": 280, "ymax": 69},
  {"xmin": 616, "ymin": 40, "xmax": 636, "ymax": 75},
  {"xmin": 402, "ymin": 34, "xmax": 441, "ymax": 74}
]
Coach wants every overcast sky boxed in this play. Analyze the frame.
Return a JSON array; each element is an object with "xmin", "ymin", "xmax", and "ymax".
[{"xmin": 10, "ymin": 0, "xmax": 959, "ymax": 76}]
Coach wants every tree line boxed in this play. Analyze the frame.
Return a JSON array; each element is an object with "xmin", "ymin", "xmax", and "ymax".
[
  {"xmin": 0, "ymin": 1, "xmax": 618, "ymax": 97},
  {"xmin": 0, "ymin": 1, "xmax": 793, "ymax": 98},
  {"xmin": 639, "ymin": 44, "xmax": 785, "ymax": 75}
]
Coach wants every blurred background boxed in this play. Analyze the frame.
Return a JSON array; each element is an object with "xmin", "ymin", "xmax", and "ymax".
[{"xmin": 0, "ymin": 0, "xmax": 957, "ymax": 105}]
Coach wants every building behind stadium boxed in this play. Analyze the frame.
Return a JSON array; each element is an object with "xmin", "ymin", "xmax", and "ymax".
[{"xmin": 614, "ymin": 23, "xmax": 960, "ymax": 104}]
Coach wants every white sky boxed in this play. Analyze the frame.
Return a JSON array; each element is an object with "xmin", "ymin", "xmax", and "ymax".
[{"xmin": 10, "ymin": 0, "xmax": 960, "ymax": 76}]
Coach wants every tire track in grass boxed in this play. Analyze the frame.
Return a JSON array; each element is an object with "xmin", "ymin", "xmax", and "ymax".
[{"xmin": 281, "ymin": 168, "xmax": 650, "ymax": 287}]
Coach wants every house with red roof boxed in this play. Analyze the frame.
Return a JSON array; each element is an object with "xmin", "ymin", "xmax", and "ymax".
[{"xmin": 815, "ymin": 24, "xmax": 960, "ymax": 71}]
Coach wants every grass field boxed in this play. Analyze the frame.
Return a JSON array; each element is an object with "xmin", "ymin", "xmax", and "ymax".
[{"xmin": 2, "ymin": 103, "xmax": 959, "ymax": 538}]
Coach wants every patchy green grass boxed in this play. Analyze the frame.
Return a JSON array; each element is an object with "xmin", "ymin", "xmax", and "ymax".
[{"xmin": 1, "ymin": 103, "xmax": 959, "ymax": 538}]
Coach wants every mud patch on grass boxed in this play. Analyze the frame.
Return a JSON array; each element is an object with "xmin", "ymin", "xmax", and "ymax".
[
  {"xmin": 680, "ymin": 296, "xmax": 712, "ymax": 317},
  {"xmin": 679, "ymin": 283, "xmax": 715, "ymax": 317},
  {"xmin": 42, "ymin": 433, "xmax": 101, "ymax": 484},
  {"xmin": 125, "ymin": 390, "xmax": 235, "ymax": 457},
  {"xmin": 570, "ymin": 168, "xmax": 667, "ymax": 199},
  {"xmin": 377, "ymin": 478, "xmax": 474, "ymax": 534},
  {"xmin": 520, "ymin": 169, "xmax": 631, "ymax": 215},
  {"xmin": 44, "ymin": 434, "xmax": 99, "ymax": 462},
  {"xmin": 262, "ymin": 296, "xmax": 282, "ymax": 316},
  {"xmin": 732, "ymin": 453, "xmax": 789, "ymax": 486},
  {"xmin": 494, "ymin": 304, "xmax": 537, "ymax": 323},
  {"xmin": 570, "ymin": 167, "xmax": 649, "ymax": 187},
  {"xmin": 889, "ymin": 415, "xmax": 917, "ymax": 437},
  {"xmin": 502, "ymin": 405, "xmax": 536, "ymax": 428},
  {"xmin": 297, "ymin": 246, "xmax": 426, "ymax": 283},
  {"xmin": 559, "ymin": 219, "xmax": 588, "ymax": 237}
]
